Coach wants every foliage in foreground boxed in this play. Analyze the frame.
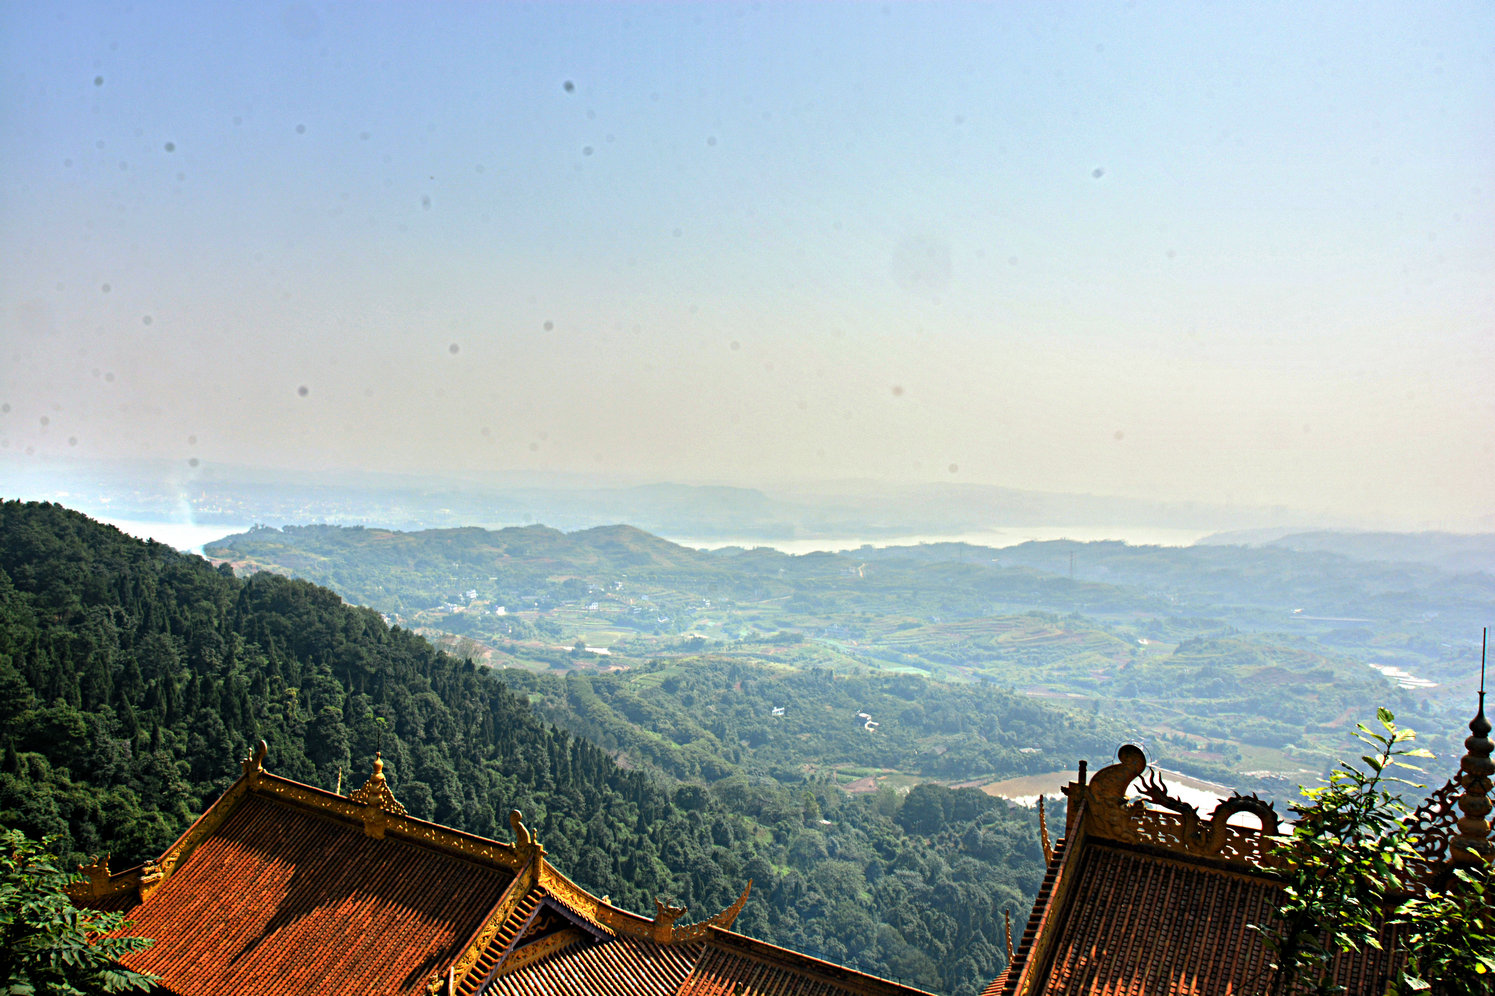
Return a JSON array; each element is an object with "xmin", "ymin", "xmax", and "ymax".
[
  {"xmin": 1254, "ymin": 709, "xmax": 1493, "ymax": 996},
  {"xmin": 0, "ymin": 827, "xmax": 155, "ymax": 995}
]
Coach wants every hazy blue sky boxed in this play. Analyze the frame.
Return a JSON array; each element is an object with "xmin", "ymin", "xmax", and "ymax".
[{"xmin": 2, "ymin": 1, "xmax": 1491, "ymax": 529}]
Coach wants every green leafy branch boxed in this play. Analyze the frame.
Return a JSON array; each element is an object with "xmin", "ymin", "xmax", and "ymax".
[{"xmin": 0, "ymin": 828, "xmax": 157, "ymax": 995}]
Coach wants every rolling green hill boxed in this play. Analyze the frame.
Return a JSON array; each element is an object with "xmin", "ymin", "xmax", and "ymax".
[{"xmin": 2, "ymin": 502, "xmax": 1053, "ymax": 995}]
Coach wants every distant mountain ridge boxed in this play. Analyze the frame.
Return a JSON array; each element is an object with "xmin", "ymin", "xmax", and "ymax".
[
  {"xmin": 13, "ymin": 456, "xmax": 1344, "ymax": 538},
  {"xmin": 1199, "ymin": 529, "xmax": 1495, "ymax": 577}
]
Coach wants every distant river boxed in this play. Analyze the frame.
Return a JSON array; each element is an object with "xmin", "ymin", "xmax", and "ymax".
[
  {"xmin": 671, "ymin": 526, "xmax": 1215, "ymax": 556},
  {"xmin": 97, "ymin": 518, "xmax": 252, "ymax": 555}
]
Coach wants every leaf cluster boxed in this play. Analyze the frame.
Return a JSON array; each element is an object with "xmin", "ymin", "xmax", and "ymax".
[
  {"xmin": 1256, "ymin": 709, "xmax": 1488, "ymax": 996},
  {"xmin": 0, "ymin": 827, "xmax": 155, "ymax": 995}
]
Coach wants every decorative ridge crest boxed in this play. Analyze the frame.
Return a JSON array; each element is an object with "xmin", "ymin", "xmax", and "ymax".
[
  {"xmin": 1064, "ymin": 745, "xmax": 1278, "ymax": 865},
  {"xmin": 349, "ymin": 752, "xmax": 408, "ymax": 831},
  {"xmin": 66, "ymin": 853, "xmax": 141, "ymax": 903},
  {"xmin": 591, "ymin": 879, "xmax": 753, "ymax": 944},
  {"xmin": 241, "ymin": 740, "xmax": 268, "ymax": 785}
]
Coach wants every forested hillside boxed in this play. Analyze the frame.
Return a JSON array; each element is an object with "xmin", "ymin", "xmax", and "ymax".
[
  {"xmin": 205, "ymin": 519, "xmax": 1489, "ymax": 785},
  {"xmin": 0, "ymin": 502, "xmax": 1046, "ymax": 995}
]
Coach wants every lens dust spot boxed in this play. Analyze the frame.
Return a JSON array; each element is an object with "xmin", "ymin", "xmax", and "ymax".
[
  {"xmin": 94, "ymin": 76, "xmax": 104, "ymax": 86},
  {"xmin": 164, "ymin": 142, "xmax": 176, "ymax": 152},
  {"xmin": 101, "ymin": 283, "xmax": 111, "ymax": 293},
  {"xmin": 422, "ymin": 195, "xmax": 432, "ymax": 210},
  {"xmin": 563, "ymin": 80, "xmax": 575, "ymax": 93},
  {"xmin": 1113, "ymin": 430, "xmax": 1125, "ymax": 441},
  {"xmin": 188, "ymin": 457, "xmax": 199, "ymax": 467},
  {"xmin": 104, "ymin": 372, "xmax": 115, "ymax": 382},
  {"xmin": 890, "ymin": 234, "xmax": 952, "ymax": 297},
  {"xmin": 529, "ymin": 441, "xmax": 540, "ymax": 451},
  {"xmin": 947, "ymin": 463, "xmax": 959, "ymax": 474},
  {"xmin": 297, "ymin": 385, "xmax": 309, "ymax": 397},
  {"xmin": 891, "ymin": 385, "xmax": 904, "ymax": 397},
  {"xmin": 543, "ymin": 320, "xmax": 554, "ymax": 331},
  {"xmin": 582, "ymin": 146, "xmax": 593, "ymax": 156},
  {"xmin": 282, "ymin": 2, "xmax": 322, "ymax": 39},
  {"xmin": 296, "ymin": 123, "xmax": 307, "ymax": 135},
  {"xmin": 448, "ymin": 343, "xmax": 460, "ymax": 354},
  {"xmin": 1092, "ymin": 167, "xmax": 1105, "ymax": 179},
  {"xmin": 39, "ymin": 416, "xmax": 50, "ymax": 426},
  {"xmin": 187, "ymin": 434, "xmax": 197, "ymax": 445},
  {"xmin": 142, "ymin": 315, "xmax": 152, "ymax": 325},
  {"xmin": 69, "ymin": 437, "xmax": 78, "ymax": 446},
  {"xmin": 730, "ymin": 340, "xmax": 741, "ymax": 351}
]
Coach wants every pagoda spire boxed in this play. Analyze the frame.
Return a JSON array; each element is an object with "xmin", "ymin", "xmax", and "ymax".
[{"xmin": 1450, "ymin": 628, "xmax": 1493, "ymax": 867}]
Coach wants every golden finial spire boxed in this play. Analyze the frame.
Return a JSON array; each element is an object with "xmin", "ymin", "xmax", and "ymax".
[
  {"xmin": 1451, "ymin": 628, "xmax": 1493, "ymax": 867},
  {"xmin": 350, "ymin": 751, "xmax": 407, "ymax": 817},
  {"xmin": 1005, "ymin": 909, "xmax": 1014, "ymax": 962}
]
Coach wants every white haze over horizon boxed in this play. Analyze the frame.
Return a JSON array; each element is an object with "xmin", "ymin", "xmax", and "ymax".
[{"xmin": 3, "ymin": 2, "xmax": 1492, "ymax": 531}]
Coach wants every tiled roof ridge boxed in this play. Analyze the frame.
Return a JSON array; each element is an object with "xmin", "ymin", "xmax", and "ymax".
[
  {"xmin": 999, "ymin": 820, "xmax": 1076, "ymax": 996},
  {"xmin": 70, "ymin": 742, "xmax": 529, "ymax": 910},
  {"xmin": 444, "ymin": 850, "xmax": 544, "ymax": 996},
  {"xmin": 698, "ymin": 923, "xmax": 943, "ymax": 995},
  {"xmin": 1083, "ymin": 835, "xmax": 1288, "ymax": 885},
  {"xmin": 1061, "ymin": 745, "xmax": 1282, "ymax": 868}
]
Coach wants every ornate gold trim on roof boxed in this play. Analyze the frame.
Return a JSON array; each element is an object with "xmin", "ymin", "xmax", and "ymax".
[
  {"xmin": 500, "ymin": 926, "xmax": 585, "ymax": 975},
  {"xmin": 78, "ymin": 740, "xmax": 531, "ymax": 908},
  {"xmin": 536, "ymin": 860, "xmax": 616, "ymax": 931},
  {"xmin": 1062, "ymin": 745, "xmax": 1280, "ymax": 865},
  {"xmin": 136, "ymin": 751, "xmax": 258, "ymax": 901},
  {"xmin": 349, "ymin": 752, "xmax": 408, "ymax": 833},
  {"xmin": 446, "ymin": 848, "xmax": 543, "ymax": 993},
  {"xmin": 1037, "ymin": 796, "xmax": 1052, "ymax": 865},
  {"xmin": 594, "ymin": 879, "xmax": 753, "ymax": 944},
  {"xmin": 67, "ymin": 853, "xmax": 138, "ymax": 903}
]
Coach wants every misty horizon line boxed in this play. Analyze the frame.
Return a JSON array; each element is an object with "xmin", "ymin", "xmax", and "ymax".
[{"xmin": 4, "ymin": 451, "xmax": 1491, "ymax": 538}]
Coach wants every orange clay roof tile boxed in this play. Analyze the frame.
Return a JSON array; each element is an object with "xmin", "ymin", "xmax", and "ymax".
[
  {"xmin": 113, "ymin": 793, "xmax": 515, "ymax": 996},
  {"xmin": 1021, "ymin": 842, "xmax": 1402, "ymax": 996}
]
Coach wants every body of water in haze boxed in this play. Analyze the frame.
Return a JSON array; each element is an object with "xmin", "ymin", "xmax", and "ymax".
[
  {"xmin": 98, "ymin": 519, "xmax": 1213, "ymax": 557},
  {"xmin": 99, "ymin": 519, "xmax": 253, "ymax": 555},
  {"xmin": 676, "ymin": 526, "xmax": 1216, "ymax": 555}
]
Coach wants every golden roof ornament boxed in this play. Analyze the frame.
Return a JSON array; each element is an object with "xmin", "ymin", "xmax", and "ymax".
[
  {"xmin": 651, "ymin": 898, "xmax": 690, "ymax": 943},
  {"xmin": 350, "ymin": 752, "xmax": 408, "ymax": 833},
  {"xmin": 1451, "ymin": 629, "xmax": 1494, "ymax": 867},
  {"xmin": 241, "ymin": 740, "xmax": 268, "ymax": 788},
  {"xmin": 509, "ymin": 810, "xmax": 532, "ymax": 846}
]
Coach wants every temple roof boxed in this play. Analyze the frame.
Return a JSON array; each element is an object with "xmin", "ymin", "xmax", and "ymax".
[
  {"xmin": 115, "ymin": 793, "xmax": 516, "ymax": 995},
  {"xmin": 73, "ymin": 743, "xmax": 936, "ymax": 996},
  {"xmin": 991, "ymin": 728, "xmax": 1494, "ymax": 996}
]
